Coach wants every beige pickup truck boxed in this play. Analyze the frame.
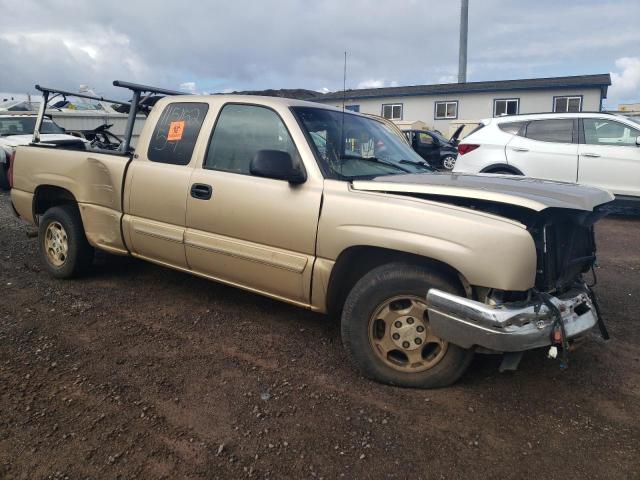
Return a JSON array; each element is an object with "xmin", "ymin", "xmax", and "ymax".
[{"xmin": 10, "ymin": 81, "xmax": 613, "ymax": 388}]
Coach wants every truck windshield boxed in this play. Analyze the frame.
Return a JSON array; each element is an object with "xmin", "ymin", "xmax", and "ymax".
[
  {"xmin": 0, "ymin": 117, "xmax": 65, "ymax": 136},
  {"xmin": 292, "ymin": 107, "xmax": 432, "ymax": 179}
]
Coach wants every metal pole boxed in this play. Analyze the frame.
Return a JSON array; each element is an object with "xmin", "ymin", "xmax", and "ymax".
[
  {"xmin": 120, "ymin": 90, "xmax": 140, "ymax": 153},
  {"xmin": 458, "ymin": 0, "xmax": 469, "ymax": 83},
  {"xmin": 32, "ymin": 91, "xmax": 49, "ymax": 144}
]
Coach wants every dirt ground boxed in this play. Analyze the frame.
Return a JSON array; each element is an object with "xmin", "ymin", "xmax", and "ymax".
[{"xmin": 0, "ymin": 190, "xmax": 638, "ymax": 480}]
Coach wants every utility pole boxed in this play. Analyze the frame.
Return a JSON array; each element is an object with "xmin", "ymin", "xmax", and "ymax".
[{"xmin": 458, "ymin": 0, "xmax": 469, "ymax": 83}]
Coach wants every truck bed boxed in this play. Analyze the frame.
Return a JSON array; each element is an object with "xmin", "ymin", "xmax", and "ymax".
[{"xmin": 11, "ymin": 145, "xmax": 132, "ymax": 254}]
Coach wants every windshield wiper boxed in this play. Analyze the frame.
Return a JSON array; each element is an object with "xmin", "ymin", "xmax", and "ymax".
[
  {"xmin": 398, "ymin": 159, "xmax": 432, "ymax": 170},
  {"xmin": 339, "ymin": 154, "xmax": 412, "ymax": 173}
]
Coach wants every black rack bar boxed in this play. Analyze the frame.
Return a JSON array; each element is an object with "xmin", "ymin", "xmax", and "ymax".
[
  {"xmin": 31, "ymin": 80, "xmax": 190, "ymax": 152},
  {"xmin": 112, "ymin": 80, "xmax": 186, "ymax": 97},
  {"xmin": 35, "ymin": 85, "xmax": 130, "ymax": 106}
]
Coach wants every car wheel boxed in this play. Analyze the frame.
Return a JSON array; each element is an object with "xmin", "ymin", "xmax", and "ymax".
[
  {"xmin": 442, "ymin": 156, "xmax": 456, "ymax": 170},
  {"xmin": 0, "ymin": 164, "xmax": 9, "ymax": 190},
  {"xmin": 38, "ymin": 205, "xmax": 94, "ymax": 278},
  {"xmin": 341, "ymin": 262, "xmax": 474, "ymax": 388},
  {"xmin": 489, "ymin": 169, "xmax": 520, "ymax": 175}
]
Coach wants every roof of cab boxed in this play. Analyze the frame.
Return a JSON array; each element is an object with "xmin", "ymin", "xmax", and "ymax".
[{"xmin": 160, "ymin": 94, "xmax": 344, "ymax": 111}]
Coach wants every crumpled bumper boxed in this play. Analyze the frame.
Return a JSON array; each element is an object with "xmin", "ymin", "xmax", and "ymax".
[{"xmin": 426, "ymin": 288, "xmax": 598, "ymax": 352}]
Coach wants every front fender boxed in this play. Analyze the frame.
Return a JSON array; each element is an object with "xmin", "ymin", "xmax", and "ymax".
[{"xmin": 317, "ymin": 181, "xmax": 537, "ymax": 292}]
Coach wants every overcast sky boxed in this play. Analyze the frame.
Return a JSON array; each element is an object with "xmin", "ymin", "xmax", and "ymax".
[{"xmin": 1, "ymin": 0, "xmax": 639, "ymax": 107}]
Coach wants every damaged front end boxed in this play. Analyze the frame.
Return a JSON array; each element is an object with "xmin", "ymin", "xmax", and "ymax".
[{"xmin": 425, "ymin": 203, "xmax": 610, "ymax": 366}]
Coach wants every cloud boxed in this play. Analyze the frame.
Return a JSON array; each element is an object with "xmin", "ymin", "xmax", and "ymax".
[
  {"xmin": 179, "ymin": 82, "xmax": 197, "ymax": 94},
  {"xmin": 0, "ymin": 0, "xmax": 638, "ymax": 98},
  {"xmin": 356, "ymin": 79, "xmax": 385, "ymax": 89},
  {"xmin": 609, "ymin": 57, "xmax": 640, "ymax": 104}
]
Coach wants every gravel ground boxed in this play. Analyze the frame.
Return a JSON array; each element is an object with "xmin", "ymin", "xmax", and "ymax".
[{"xmin": 0, "ymin": 190, "xmax": 639, "ymax": 479}]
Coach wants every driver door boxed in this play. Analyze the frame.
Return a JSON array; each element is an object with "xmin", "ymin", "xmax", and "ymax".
[{"xmin": 185, "ymin": 103, "xmax": 323, "ymax": 305}]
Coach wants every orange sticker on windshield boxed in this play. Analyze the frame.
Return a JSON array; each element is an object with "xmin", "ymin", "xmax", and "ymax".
[{"xmin": 167, "ymin": 121, "xmax": 185, "ymax": 141}]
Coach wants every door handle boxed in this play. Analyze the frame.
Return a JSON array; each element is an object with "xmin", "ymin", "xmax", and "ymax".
[
  {"xmin": 190, "ymin": 183, "xmax": 212, "ymax": 200},
  {"xmin": 581, "ymin": 152, "xmax": 601, "ymax": 158},
  {"xmin": 510, "ymin": 146, "xmax": 529, "ymax": 152}
]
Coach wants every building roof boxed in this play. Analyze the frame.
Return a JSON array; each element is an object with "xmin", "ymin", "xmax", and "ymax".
[{"xmin": 311, "ymin": 74, "xmax": 611, "ymax": 102}]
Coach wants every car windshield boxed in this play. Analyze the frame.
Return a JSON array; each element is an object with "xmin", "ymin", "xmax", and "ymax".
[
  {"xmin": 292, "ymin": 106, "xmax": 432, "ymax": 179},
  {"xmin": 0, "ymin": 117, "xmax": 65, "ymax": 136}
]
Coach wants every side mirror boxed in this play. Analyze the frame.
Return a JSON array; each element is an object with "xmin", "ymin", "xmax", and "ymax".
[{"xmin": 250, "ymin": 150, "xmax": 306, "ymax": 184}]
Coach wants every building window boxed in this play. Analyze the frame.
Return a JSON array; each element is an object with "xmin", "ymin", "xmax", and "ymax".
[
  {"xmin": 494, "ymin": 98, "xmax": 519, "ymax": 117},
  {"xmin": 382, "ymin": 104, "xmax": 402, "ymax": 120},
  {"xmin": 345, "ymin": 105, "xmax": 360, "ymax": 113},
  {"xmin": 553, "ymin": 96, "xmax": 582, "ymax": 113},
  {"xmin": 434, "ymin": 101, "xmax": 458, "ymax": 119}
]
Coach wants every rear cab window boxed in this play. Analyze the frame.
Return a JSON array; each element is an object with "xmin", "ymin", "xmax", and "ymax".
[{"xmin": 148, "ymin": 102, "xmax": 209, "ymax": 165}]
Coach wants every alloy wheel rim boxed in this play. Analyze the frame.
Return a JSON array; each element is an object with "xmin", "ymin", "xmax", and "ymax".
[
  {"xmin": 44, "ymin": 222, "xmax": 69, "ymax": 267},
  {"xmin": 443, "ymin": 156, "xmax": 456, "ymax": 170},
  {"xmin": 368, "ymin": 295, "xmax": 448, "ymax": 372}
]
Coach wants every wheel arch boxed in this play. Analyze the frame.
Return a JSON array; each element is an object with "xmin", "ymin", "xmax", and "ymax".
[
  {"xmin": 324, "ymin": 245, "xmax": 470, "ymax": 317},
  {"xmin": 32, "ymin": 185, "xmax": 79, "ymax": 225},
  {"xmin": 480, "ymin": 163, "xmax": 523, "ymax": 175}
]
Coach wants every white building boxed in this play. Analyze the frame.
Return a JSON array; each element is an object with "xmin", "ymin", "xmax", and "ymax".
[{"xmin": 311, "ymin": 74, "xmax": 611, "ymax": 136}]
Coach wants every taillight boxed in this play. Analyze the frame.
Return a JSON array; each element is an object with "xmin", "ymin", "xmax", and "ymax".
[
  {"xmin": 7, "ymin": 151, "xmax": 15, "ymax": 188},
  {"xmin": 457, "ymin": 144, "xmax": 480, "ymax": 155}
]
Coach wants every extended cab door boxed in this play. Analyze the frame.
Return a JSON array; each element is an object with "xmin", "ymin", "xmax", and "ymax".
[
  {"xmin": 505, "ymin": 118, "xmax": 578, "ymax": 182},
  {"xmin": 124, "ymin": 101, "xmax": 210, "ymax": 268},
  {"xmin": 578, "ymin": 117, "xmax": 640, "ymax": 197},
  {"xmin": 184, "ymin": 103, "xmax": 323, "ymax": 305}
]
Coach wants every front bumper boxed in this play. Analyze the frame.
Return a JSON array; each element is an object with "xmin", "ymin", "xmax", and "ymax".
[{"xmin": 426, "ymin": 288, "xmax": 598, "ymax": 352}]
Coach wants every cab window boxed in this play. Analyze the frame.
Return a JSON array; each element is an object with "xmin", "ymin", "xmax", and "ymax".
[
  {"xmin": 148, "ymin": 102, "xmax": 209, "ymax": 165},
  {"xmin": 204, "ymin": 104, "xmax": 298, "ymax": 174}
]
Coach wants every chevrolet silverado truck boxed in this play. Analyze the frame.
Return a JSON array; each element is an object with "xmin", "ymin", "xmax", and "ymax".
[{"xmin": 10, "ymin": 81, "xmax": 613, "ymax": 388}]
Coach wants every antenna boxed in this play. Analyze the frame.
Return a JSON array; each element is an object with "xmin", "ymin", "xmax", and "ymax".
[
  {"xmin": 342, "ymin": 51, "xmax": 347, "ymax": 112},
  {"xmin": 340, "ymin": 51, "xmax": 347, "ymax": 175}
]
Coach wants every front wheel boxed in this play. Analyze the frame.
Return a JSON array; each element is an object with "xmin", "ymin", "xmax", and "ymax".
[
  {"xmin": 38, "ymin": 205, "xmax": 94, "ymax": 278},
  {"xmin": 442, "ymin": 155, "xmax": 456, "ymax": 170},
  {"xmin": 341, "ymin": 263, "xmax": 474, "ymax": 388}
]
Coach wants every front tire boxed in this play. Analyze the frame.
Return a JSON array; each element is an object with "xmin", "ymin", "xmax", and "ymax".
[
  {"xmin": 341, "ymin": 263, "xmax": 474, "ymax": 388},
  {"xmin": 38, "ymin": 205, "xmax": 94, "ymax": 278}
]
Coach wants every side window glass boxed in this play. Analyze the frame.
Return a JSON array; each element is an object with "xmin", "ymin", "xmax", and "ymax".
[
  {"xmin": 584, "ymin": 119, "xmax": 640, "ymax": 146},
  {"xmin": 205, "ymin": 104, "xmax": 298, "ymax": 174},
  {"xmin": 418, "ymin": 132, "xmax": 433, "ymax": 145},
  {"xmin": 148, "ymin": 102, "xmax": 209, "ymax": 165},
  {"xmin": 499, "ymin": 121, "xmax": 525, "ymax": 135},
  {"xmin": 525, "ymin": 119, "xmax": 573, "ymax": 143}
]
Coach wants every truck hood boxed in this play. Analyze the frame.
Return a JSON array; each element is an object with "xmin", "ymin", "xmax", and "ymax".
[
  {"xmin": 0, "ymin": 134, "xmax": 81, "ymax": 148},
  {"xmin": 351, "ymin": 173, "xmax": 614, "ymax": 212}
]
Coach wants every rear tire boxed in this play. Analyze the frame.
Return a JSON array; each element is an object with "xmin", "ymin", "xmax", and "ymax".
[
  {"xmin": 442, "ymin": 156, "xmax": 456, "ymax": 170},
  {"xmin": 38, "ymin": 205, "xmax": 94, "ymax": 278},
  {"xmin": 487, "ymin": 169, "xmax": 520, "ymax": 175},
  {"xmin": 0, "ymin": 164, "xmax": 9, "ymax": 190},
  {"xmin": 341, "ymin": 263, "xmax": 474, "ymax": 388}
]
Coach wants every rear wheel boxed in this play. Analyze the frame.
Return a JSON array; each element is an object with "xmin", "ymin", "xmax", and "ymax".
[
  {"xmin": 0, "ymin": 163, "xmax": 9, "ymax": 190},
  {"xmin": 442, "ymin": 155, "xmax": 456, "ymax": 170},
  {"xmin": 38, "ymin": 205, "xmax": 94, "ymax": 278},
  {"xmin": 487, "ymin": 169, "xmax": 520, "ymax": 175},
  {"xmin": 341, "ymin": 263, "xmax": 474, "ymax": 388}
]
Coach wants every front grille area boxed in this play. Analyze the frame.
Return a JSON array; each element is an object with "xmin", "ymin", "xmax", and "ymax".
[{"xmin": 532, "ymin": 221, "xmax": 596, "ymax": 293}]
